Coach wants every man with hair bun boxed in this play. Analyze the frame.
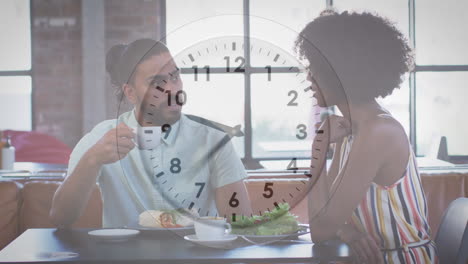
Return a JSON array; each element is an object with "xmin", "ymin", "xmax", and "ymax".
[{"xmin": 50, "ymin": 39, "xmax": 251, "ymax": 228}]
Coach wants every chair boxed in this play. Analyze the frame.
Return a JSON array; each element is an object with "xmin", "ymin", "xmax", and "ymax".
[
  {"xmin": 434, "ymin": 197, "xmax": 468, "ymax": 264},
  {"xmin": 2, "ymin": 130, "xmax": 72, "ymax": 164}
]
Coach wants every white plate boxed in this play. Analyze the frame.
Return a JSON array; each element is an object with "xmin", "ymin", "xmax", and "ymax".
[
  {"xmin": 127, "ymin": 221, "xmax": 195, "ymax": 236},
  {"xmin": 88, "ymin": 229, "xmax": 140, "ymax": 241},
  {"xmin": 184, "ymin": 234, "xmax": 238, "ymax": 248}
]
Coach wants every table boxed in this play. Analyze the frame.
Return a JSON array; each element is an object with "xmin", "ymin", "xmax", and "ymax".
[
  {"xmin": 13, "ymin": 162, "xmax": 68, "ymax": 172},
  {"xmin": 0, "ymin": 162, "xmax": 67, "ymax": 179},
  {"xmin": 417, "ymin": 157, "xmax": 453, "ymax": 168},
  {"xmin": 0, "ymin": 229, "xmax": 353, "ymax": 263}
]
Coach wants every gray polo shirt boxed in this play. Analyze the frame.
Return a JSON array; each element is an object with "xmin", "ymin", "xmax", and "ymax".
[{"xmin": 67, "ymin": 110, "xmax": 247, "ymax": 227}]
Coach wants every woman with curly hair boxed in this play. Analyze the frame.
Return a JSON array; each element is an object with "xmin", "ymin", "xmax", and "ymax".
[{"xmin": 296, "ymin": 11, "xmax": 437, "ymax": 264}]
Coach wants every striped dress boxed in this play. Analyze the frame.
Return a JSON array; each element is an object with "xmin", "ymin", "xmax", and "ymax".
[{"xmin": 339, "ymin": 136, "xmax": 438, "ymax": 264}]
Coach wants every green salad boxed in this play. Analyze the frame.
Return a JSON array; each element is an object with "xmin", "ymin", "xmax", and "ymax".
[{"xmin": 231, "ymin": 203, "xmax": 300, "ymax": 236}]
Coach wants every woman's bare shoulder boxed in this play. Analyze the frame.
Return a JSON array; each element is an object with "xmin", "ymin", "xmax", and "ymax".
[
  {"xmin": 361, "ymin": 114, "xmax": 406, "ymax": 138},
  {"xmin": 357, "ymin": 114, "xmax": 409, "ymax": 158}
]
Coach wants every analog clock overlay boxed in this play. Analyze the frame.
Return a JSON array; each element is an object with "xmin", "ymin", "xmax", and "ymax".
[{"xmin": 117, "ymin": 36, "xmax": 343, "ymax": 243}]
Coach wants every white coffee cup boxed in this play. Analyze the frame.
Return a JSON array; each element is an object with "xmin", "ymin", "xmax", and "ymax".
[
  {"xmin": 194, "ymin": 217, "xmax": 232, "ymax": 240},
  {"xmin": 131, "ymin": 126, "xmax": 162, "ymax": 150}
]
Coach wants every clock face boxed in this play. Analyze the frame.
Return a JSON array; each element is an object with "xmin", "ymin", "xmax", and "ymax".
[{"xmin": 117, "ymin": 35, "xmax": 343, "ymax": 235}]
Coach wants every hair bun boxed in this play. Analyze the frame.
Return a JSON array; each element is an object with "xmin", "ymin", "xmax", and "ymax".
[{"xmin": 106, "ymin": 44, "xmax": 127, "ymax": 87}]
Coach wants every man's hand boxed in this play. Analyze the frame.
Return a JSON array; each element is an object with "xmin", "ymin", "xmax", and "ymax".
[
  {"xmin": 88, "ymin": 122, "xmax": 136, "ymax": 165},
  {"xmin": 337, "ymin": 224, "xmax": 384, "ymax": 264},
  {"xmin": 316, "ymin": 115, "xmax": 351, "ymax": 143}
]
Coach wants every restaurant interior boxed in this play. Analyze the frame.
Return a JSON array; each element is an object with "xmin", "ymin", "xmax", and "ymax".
[{"xmin": 0, "ymin": 0, "xmax": 467, "ymax": 263}]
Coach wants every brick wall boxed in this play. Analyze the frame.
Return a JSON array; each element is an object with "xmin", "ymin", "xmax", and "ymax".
[
  {"xmin": 32, "ymin": 0, "xmax": 162, "ymax": 148},
  {"xmin": 32, "ymin": 0, "xmax": 82, "ymax": 148},
  {"xmin": 104, "ymin": 0, "xmax": 162, "ymax": 121}
]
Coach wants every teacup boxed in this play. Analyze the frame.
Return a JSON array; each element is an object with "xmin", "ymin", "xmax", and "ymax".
[
  {"xmin": 131, "ymin": 126, "xmax": 162, "ymax": 150},
  {"xmin": 194, "ymin": 217, "xmax": 232, "ymax": 240}
]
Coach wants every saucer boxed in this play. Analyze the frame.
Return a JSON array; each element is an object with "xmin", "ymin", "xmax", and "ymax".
[
  {"xmin": 36, "ymin": 252, "xmax": 79, "ymax": 260},
  {"xmin": 183, "ymin": 234, "xmax": 238, "ymax": 248},
  {"xmin": 88, "ymin": 229, "xmax": 140, "ymax": 241}
]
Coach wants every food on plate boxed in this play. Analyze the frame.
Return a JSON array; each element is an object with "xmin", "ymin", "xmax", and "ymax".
[
  {"xmin": 138, "ymin": 209, "xmax": 197, "ymax": 228},
  {"xmin": 231, "ymin": 203, "xmax": 300, "ymax": 236}
]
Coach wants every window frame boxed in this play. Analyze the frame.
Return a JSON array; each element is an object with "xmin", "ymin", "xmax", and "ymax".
[
  {"xmin": 409, "ymin": 0, "xmax": 468, "ymax": 161},
  {"xmin": 0, "ymin": 0, "xmax": 34, "ymax": 130}
]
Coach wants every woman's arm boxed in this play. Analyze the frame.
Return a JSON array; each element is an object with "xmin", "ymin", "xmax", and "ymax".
[
  {"xmin": 308, "ymin": 118, "xmax": 404, "ymax": 242},
  {"xmin": 327, "ymin": 139, "xmax": 345, "ymax": 189},
  {"xmin": 308, "ymin": 116, "xmax": 349, "ymax": 221}
]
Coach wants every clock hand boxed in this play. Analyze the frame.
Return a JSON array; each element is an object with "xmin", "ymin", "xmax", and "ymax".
[
  {"xmin": 185, "ymin": 114, "xmax": 243, "ymax": 161},
  {"xmin": 194, "ymin": 126, "xmax": 243, "ymax": 166},
  {"xmin": 205, "ymin": 133, "xmax": 235, "ymax": 161},
  {"xmin": 185, "ymin": 114, "xmax": 244, "ymax": 137},
  {"xmin": 154, "ymin": 115, "xmax": 244, "ymax": 215}
]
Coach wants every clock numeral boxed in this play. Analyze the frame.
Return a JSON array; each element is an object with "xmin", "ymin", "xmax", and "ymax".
[
  {"xmin": 165, "ymin": 90, "xmax": 187, "ymax": 106},
  {"xmin": 262, "ymin": 182, "xmax": 274, "ymax": 199},
  {"xmin": 224, "ymin": 56, "xmax": 229, "ymax": 72},
  {"xmin": 162, "ymin": 124, "xmax": 171, "ymax": 140},
  {"xmin": 194, "ymin": 182, "xmax": 206, "ymax": 198},
  {"xmin": 170, "ymin": 158, "xmax": 181, "ymax": 174},
  {"xmin": 224, "ymin": 56, "xmax": 245, "ymax": 73},
  {"xmin": 192, "ymin": 65, "xmax": 210, "ymax": 81},
  {"xmin": 287, "ymin": 90, "xmax": 298, "ymax": 106},
  {"xmin": 203, "ymin": 66, "xmax": 210, "ymax": 81},
  {"xmin": 265, "ymin": 65, "xmax": 271, "ymax": 81},
  {"xmin": 192, "ymin": 66, "xmax": 198, "ymax": 81},
  {"xmin": 296, "ymin": 124, "xmax": 307, "ymax": 140},
  {"xmin": 229, "ymin": 192, "xmax": 240, "ymax": 208},
  {"xmin": 287, "ymin": 158, "xmax": 299, "ymax": 172}
]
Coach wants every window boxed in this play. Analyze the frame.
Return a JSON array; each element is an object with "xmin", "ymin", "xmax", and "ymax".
[
  {"xmin": 0, "ymin": 0, "xmax": 32, "ymax": 131},
  {"xmin": 166, "ymin": 0, "xmax": 468, "ymax": 168},
  {"xmin": 180, "ymin": 73, "xmax": 246, "ymax": 156},
  {"xmin": 416, "ymin": 72, "xmax": 468, "ymax": 157},
  {"xmin": 251, "ymin": 73, "xmax": 314, "ymax": 159},
  {"xmin": 415, "ymin": 0, "xmax": 468, "ymax": 65},
  {"xmin": 414, "ymin": 0, "xmax": 468, "ymax": 158},
  {"xmin": 334, "ymin": 0, "xmax": 410, "ymax": 135}
]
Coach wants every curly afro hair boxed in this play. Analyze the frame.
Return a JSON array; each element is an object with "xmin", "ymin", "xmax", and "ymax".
[{"xmin": 295, "ymin": 10, "xmax": 414, "ymax": 103}]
